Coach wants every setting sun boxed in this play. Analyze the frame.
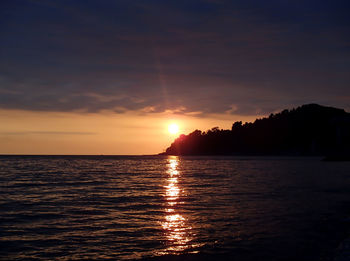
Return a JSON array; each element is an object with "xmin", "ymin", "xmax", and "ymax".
[{"xmin": 168, "ymin": 123, "xmax": 179, "ymax": 135}]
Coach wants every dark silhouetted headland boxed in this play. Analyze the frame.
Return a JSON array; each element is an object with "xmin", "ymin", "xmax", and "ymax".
[{"xmin": 162, "ymin": 104, "xmax": 350, "ymax": 157}]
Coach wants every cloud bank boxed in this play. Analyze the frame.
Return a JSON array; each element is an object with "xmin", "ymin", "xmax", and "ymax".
[{"xmin": 1, "ymin": 0, "xmax": 350, "ymax": 115}]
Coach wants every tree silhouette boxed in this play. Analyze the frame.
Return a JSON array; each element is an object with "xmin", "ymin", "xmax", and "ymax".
[{"xmin": 162, "ymin": 104, "xmax": 350, "ymax": 157}]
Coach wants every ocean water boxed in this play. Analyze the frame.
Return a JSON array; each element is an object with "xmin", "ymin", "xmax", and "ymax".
[{"xmin": 0, "ymin": 155, "xmax": 349, "ymax": 261}]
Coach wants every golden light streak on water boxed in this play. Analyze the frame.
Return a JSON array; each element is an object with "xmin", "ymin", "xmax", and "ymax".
[{"xmin": 158, "ymin": 156, "xmax": 197, "ymax": 255}]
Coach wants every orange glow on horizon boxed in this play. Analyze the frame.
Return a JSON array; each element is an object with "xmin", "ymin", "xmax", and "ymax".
[{"xmin": 0, "ymin": 109, "xmax": 255, "ymax": 155}]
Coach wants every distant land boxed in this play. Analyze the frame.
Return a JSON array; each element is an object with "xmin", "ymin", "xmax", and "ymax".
[{"xmin": 162, "ymin": 104, "xmax": 350, "ymax": 158}]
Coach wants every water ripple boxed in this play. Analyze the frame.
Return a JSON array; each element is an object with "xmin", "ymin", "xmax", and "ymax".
[{"xmin": 0, "ymin": 156, "xmax": 349, "ymax": 260}]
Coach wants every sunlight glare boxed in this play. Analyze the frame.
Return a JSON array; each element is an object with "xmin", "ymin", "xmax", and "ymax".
[
  {"xmin": 158, "ymin": 156, "xmax": 195, "ymax": 255},
  {"xmin": 168, "ymin": 123, "xmax": 179, "ymax": 135}
]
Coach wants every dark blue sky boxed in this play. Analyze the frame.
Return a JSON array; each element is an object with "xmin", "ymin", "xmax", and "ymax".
[{"xmin": 1, "ymin": 0, "xmax": 350, "ymax": 115}]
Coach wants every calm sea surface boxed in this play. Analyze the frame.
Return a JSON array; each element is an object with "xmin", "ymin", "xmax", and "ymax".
[{"xmin": 0, "ymin": 156, "xmax": 349, "ymax": 261}]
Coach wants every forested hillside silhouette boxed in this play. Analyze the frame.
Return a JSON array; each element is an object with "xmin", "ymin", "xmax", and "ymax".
[{"xmin": 162, "ymin": 104, "xmax": 350, "ymax": 156}]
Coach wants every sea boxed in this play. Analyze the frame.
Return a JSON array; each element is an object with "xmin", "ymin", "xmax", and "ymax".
[{"xmin": 0, "ymin": 155, "xmax": 349, "ymax": 261}]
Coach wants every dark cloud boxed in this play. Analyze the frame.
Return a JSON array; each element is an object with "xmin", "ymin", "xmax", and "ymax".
[{"xmin": 0, "ymin": 0, "xmax": 349, "ymax": 115}]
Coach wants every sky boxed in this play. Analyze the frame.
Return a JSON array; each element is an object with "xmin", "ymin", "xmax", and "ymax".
[{"xmin": 1, "ymin": 0, "xmax": 350, "ymax": 154}]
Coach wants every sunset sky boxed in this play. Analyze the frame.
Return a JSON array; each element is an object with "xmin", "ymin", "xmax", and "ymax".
[{"xmin": 1, "ymin": 0, "xmax": 350, "ymax": 154}]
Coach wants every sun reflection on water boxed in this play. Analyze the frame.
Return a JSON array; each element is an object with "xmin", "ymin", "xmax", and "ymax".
[{"xmin": 158, "ymin": 156, "xmax": 196, "ymax": 255}]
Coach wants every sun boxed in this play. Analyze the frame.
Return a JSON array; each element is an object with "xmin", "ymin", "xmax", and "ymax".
[{"xmin": 168, "ymin": 123, "xmax": 179, "ymax": 135}]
